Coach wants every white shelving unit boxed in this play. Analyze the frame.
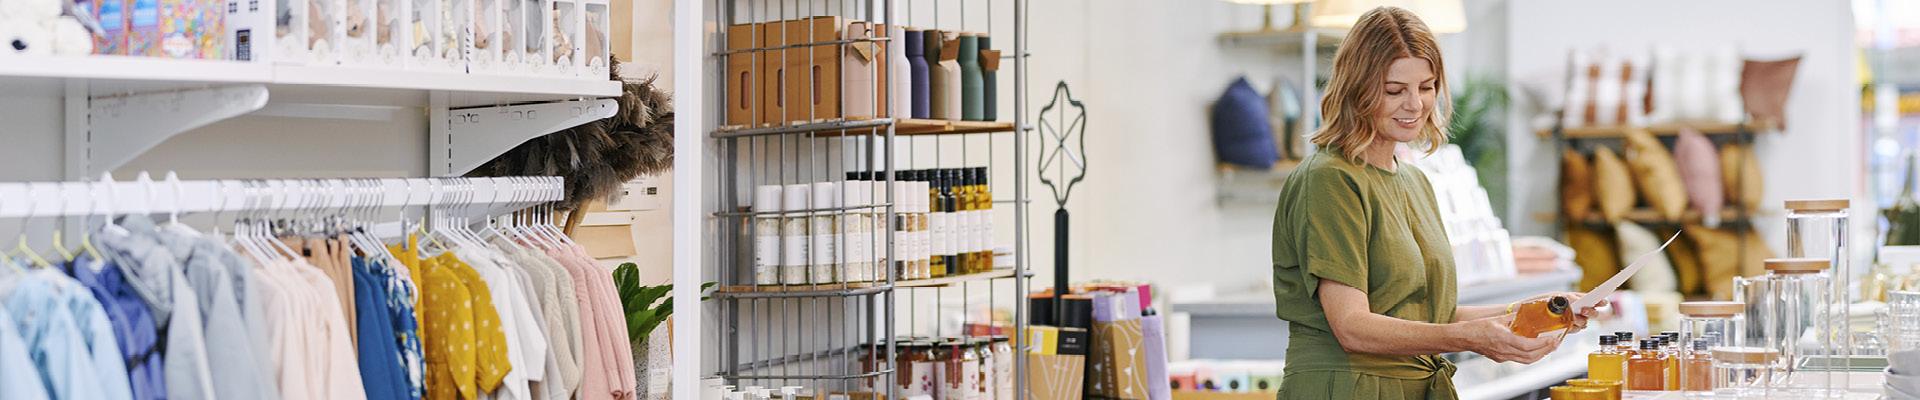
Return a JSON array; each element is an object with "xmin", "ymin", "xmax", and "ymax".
[{"xmin": 0, "ymin": 55, "xmax": 621, "ymax": 179}]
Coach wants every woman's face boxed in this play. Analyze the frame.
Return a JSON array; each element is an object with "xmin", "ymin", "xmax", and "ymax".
[{"xmin": 1376, "ymin": 56, "xmax": 1437, "ymax": 143}]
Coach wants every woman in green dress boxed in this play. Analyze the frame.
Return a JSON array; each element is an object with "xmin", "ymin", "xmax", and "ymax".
[{"xmin": 1270, "ymin": 7, "xmax": 1603, "ymax": 400}]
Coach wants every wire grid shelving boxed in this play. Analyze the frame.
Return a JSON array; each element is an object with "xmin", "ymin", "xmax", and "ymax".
[{"xmin": 707, "ymin": 0, "xmax": 1031, "ymax": 397}]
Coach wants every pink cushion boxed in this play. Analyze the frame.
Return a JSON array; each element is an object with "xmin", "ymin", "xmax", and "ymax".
[{"xmin": 1673, "ymin": 128, "xmax": 1725, "ymax": 221}]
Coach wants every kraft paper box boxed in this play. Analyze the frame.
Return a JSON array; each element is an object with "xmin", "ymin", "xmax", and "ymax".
[
  {"xmin": 782, "ymin": 16, "xmax": 842, "ymax": 123},
  {"xmin": 1089, "ymin": 319, "xmax": 1151, "ymax": 399},
  {"xmin": 1027, "ymin": 353, "xmax": 1086, "ymax": 400},
  {"xmin": 725, "ymin": 22, "xmax": 763, "ymax": 126},
  {"xmin": 758, "ymin": 20, "xmax": 789, "ymax": 127}
]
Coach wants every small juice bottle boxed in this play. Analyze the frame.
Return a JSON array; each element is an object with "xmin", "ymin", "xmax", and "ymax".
[
  {"xmin": 1626, "ymin": 339, "xmax": 1668, "ymax": 391},
  {"xmin": 1682, "ymin": 339, "xmax": 1714, "ymax": 391},
  {"xmin": 1508, "ymin": 296, "xmax": 1573, "ymax": 338},
  {"xmin": 1587, "ymin": 335, "xmax": 1626, "ymax": 383},
  {"xmin": 1660, "ymin": 335, "xmax": 1679, "ymax": 390}
]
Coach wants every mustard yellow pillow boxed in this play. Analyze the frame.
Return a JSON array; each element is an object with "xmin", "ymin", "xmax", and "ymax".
[
  {"xmin": 1562, "ymin": 149, "xmax": 1596, "ymax": 222},
  {"xmin": 1569, "ymin": 226, "xmax": 1621, "ymax": 292},
  {"xmin": 1625, "ymin": 129, "xmax": 1688, "ymax": 221},
  {"xmin": 1592, "ymin": 147, "xmax": 1636, "ymax": 224},
  {"xmin": 1661, "ymin": 227, "xmax": 1705, "ymax": 296},
  {"xmin": 1689, "ymin": 225, "xmax": 1777, "ymax": 300},
  {"xmin": 1720, "ymin": 144, "xmax": 1764, "ymax": 211}
]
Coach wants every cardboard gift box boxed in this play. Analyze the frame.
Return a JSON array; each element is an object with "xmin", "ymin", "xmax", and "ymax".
[
  {"xmin": 1027, "ymin": 352, "xmax": 1086, "ymax": 400},
  {"xmin": 782, "ymin": 16, "xmax": 842, "ymax": 123},
  {"xmin": 725, "ymin": 22, "xmax": 765, "ymax": 126}
]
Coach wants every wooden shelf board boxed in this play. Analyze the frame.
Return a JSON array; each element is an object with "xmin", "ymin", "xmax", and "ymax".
[
  {"xmin": 718, "ymin": 268, "xmax": 1018, "ymax": 294},
  {"xmin": 1535, "ymin": 121, "xmax": 1778, "ymax": 139},
  {"xmin": 1566, "ymin": 207, "xmax": 1752, "ymax": 226}
]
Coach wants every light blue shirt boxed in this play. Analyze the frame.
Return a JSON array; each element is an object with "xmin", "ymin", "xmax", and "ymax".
[
  {"xmin": 98, "ymin": 216, "xmax": 217, "ymax": 400},
  {"xmin": 0, "ymin": 305, "xmax": 51, "ymax": 400},
  {"xmin": 4, "ymin": 268, "xmax": 133, "ymax": 400}
]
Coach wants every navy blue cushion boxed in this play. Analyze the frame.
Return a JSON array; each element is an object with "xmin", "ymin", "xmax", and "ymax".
[{"xmin": 1211, "ymin": 77, "xmax": 1279, "ymax": 169}]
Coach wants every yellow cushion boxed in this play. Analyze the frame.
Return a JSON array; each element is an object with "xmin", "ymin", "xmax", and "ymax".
[
  {"xmin": 1661, "ymin": 227, "xmax": 1705, "ymax": 296},
  {"xmin": 1568, "ymin": 225, "xmax": 1621, "ymax": 292},
  {"xmin": 1688, "ymin": 225, "xmax": 1776, "ymax": 300},
  {"xmin": 1625, "ymin": 129, "xmax": 1688, "ymax": 221},
  {"xmin": 1720, "ymin": 144, "xmax": 1764, "ymax": 211},
  {"xmin": 1592, "ymin": 147, "xmax": 1636, "ymax": 224},
  {"xmin": 1562, "ymin": 149, "xmax": 1595, "ymax": 222}
]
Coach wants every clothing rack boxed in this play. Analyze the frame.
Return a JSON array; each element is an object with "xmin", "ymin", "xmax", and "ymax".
[{"xmin": 0, "ymin": 175, "xmax": 563, "ymax": 220}]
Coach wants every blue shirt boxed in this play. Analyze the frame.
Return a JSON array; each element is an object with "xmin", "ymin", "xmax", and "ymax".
[
  {"xmin": 0, "ymin": 305, "xmax": 51, "ymax": 400},
  {"xmin": 353, "ymin": 257, "xmax": 410, "ymax": 400},
  {"xmin": 5, "ymin": 268, "xmax": 134, "ymax": 400},
  {"xmin": 160, "ymin": 231, "xmax": 277, "ymax": 400},
  {"xmin": 68, "ymin": 255, "xmax": 167, "ymax": 400}
]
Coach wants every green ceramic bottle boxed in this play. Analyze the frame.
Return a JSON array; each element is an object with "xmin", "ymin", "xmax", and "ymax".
[{"xmin": 958, "ymin": 33, "xmax": 984, "ymax": 121}]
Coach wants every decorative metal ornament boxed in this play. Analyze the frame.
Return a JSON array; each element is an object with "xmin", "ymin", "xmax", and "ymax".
[
  {"xmin": 1036, "ymin": 80, "xmax": 1086, "ymax": 317},
  {"xmin": 1037, "ymin": 81, "xmax": 1087, "ymax": 208}
]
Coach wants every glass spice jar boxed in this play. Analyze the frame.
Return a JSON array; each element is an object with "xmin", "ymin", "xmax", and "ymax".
[
  {"xmin": 752, "ymin": 185, "xmax": 782, "ymax": 285},
  {"xmin": 1736, "ymin": 258, "xmax": 1840, "ymax": 396},
  {"xmin": 1677, "ymin": 301, "xmax": 1743, "ymax": 394},
  {"xmin": 809, "ymin": 182, "xmax": 841, "ymax": 285},
  {"xmin": 1710, "ymin": 347, "xmax": 1779, "ymax": 398},
  {"xmin": 780, "ymin": 184, "xmax": 812, "ymax": 285}
]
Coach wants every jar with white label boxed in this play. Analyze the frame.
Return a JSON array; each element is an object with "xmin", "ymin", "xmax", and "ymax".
[
  {"xmin": 990, "ymin": 336, "xmax": 1014, "ymax": 400},
  {"xmin": 781, "ymin": 184, "xmax": 812, "ymax": 285},
  {"xmin": 841, "ymin": 178, "xmax": 874, "ymax": 283},
  {"xmin": 752, "ymin": 185, "xmax": 783, "ymax": 285},
  {"xmin": 810, "ymin": 182, "xmax": 841, "ymax": 284}
]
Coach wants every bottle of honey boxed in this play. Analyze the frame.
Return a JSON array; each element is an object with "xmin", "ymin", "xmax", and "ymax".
[
  {"xmin": 1508, "ymin": 296, "xmax": 1573, "ymax": 338},
  {"xmin": 1626, "ymin": 339, "xmax": 1668, "ymax": 391},
  {"xmin": 1587, "ymin": 335, "xmax": 1626, "ymax": 384}
]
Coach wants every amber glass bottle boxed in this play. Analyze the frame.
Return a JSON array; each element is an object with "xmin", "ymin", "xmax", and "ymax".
[
  {"xmin": 1508, "ymin": 296, "xmax": 1573, "ymax": 338},
  {"xmin": 1627, "ymin": 339, "xmax": 1668, "ymax": 391},
  {"xmin": 1587, "ymin": 335, "xmax": 1626, "ymax": 384},
  {"xmin": 1660, "ymin": 334, "xmax": 1680, "ymax": 390}
]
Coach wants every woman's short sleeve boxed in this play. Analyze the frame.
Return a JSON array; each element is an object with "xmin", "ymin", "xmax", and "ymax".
[{"xmin": 1279, "ymin": 167, "xmax": 1372, "ymax": 299}]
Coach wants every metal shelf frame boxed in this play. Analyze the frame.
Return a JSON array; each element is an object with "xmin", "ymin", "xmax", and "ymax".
[{"xmin": 706, "ymin": 0, "xmax": 1030, "ymax": 397}]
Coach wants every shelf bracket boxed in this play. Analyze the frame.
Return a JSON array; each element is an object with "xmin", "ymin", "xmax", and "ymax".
[
  {"xmin": 80, "ymin": 85, "xmax": 271, "ymax": 176},
  {"xmin": 431, "ymin": 97, "xmax": 618, "ymax": 177}
]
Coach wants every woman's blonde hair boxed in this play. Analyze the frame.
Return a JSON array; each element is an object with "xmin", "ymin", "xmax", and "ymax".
[{"xmin": 1309, "ymin": 6, "xmax": 1451, "ymax": 159}]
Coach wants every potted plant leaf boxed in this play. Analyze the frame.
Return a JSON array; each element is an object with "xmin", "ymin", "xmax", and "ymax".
[{"xmin": 614, "ymin": 262, "xmax": 715, "ymax": 399}]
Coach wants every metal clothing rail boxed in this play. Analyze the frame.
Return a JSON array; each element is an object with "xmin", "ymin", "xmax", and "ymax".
[{"xmin": 0, "ymin": 175, "xmax": 564, "ymax": 220}]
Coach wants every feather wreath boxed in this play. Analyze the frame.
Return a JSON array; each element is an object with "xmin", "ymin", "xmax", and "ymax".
[{"xmin": 467, "ymin": 59, "xmax": 674, "ymax": 233}]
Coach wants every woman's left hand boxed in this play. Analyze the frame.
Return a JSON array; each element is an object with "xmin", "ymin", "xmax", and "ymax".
[{"xmin": 1524, "ymin": 291, "xmax": 1608, "ymax": 333}]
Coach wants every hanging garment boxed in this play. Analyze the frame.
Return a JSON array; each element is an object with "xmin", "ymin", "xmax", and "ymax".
[
  {"xmin": 379, "ymin": 256, "xmax": 428, "ymax": 400},
  {"xmin": 161, "ymin": 231, "xmax": 278, "ymax": 400},
  {"xmin": 354, "ymin": 257, "xmax": 411, "ymax": 400},
  {"xmin": 0, "ymin": 305, "xmax": 50, "ymax": 400},
  {"xmin": 419, "ymin": 252, "xmax": 482, "ymax": 400},
  {"xmin": 252, "ymin": 260, "xmax": 316, "ymax": 400},
  {"xmin": 293, "ymin": 258, "xmax": 369, "ymax": 400},
  {"xmin": 96, "ymin": 216, "xmax": 216, "ymax": 400},
  {"xmin": 458, "ymin": 246, "xmax": 545, "ymax": 400},
  {"xmin": 551, "ymin": 245, "xmax": 634, "ymax": 398},
  {"xmin": 3, "ymin": 268, "xmax": 133, "ymax": 400},
  {"xmin": 498, "ymin": 240, "xmax": 582, "ymax": 400},
  {"xmin": 436, "ymin": 253, "xmax": 513, "ymax": 397},
  {"xmin": 65, "ymin": 255, "xmax": 167, "ymax": 400}
]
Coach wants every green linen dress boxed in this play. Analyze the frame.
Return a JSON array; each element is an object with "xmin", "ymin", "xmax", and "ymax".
[{"xmin": 1270, "ymin": 152, "xmax": 1461, "ymax": 400}]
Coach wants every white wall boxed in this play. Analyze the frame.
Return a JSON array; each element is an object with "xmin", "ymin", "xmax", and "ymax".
[{"xmin": 1502, "ymin": 1, "xmax": 1863, "ymax": 258}]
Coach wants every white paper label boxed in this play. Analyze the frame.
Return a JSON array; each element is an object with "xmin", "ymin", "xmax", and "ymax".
[
  {"xmin": 784, "ymin": 235, "xmax": 810, "ymax": 284},
  {"xmin": 931, "ymin": 212, "xmax": 949, "ymax": 256},
  {"xmin": 904, "ymin": 361, "xmax": 936, "ymax": 396},
  {"xmin": 846, "ymin": 228, "xmax": 870, "ymax": 265},
  {"xmin": 813, "ymin": 232, "xmax": 839, "ymax": 266},
  {"xmin": 754, "ymin": 235, "xmax": 780, "ymax": 285}
]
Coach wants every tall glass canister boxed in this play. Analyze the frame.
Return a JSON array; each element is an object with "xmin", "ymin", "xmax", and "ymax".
[
  {"xmin": 1734, "ymin": 258, "xmax": 1841, "ymax": 397},
  {"xmin": 1678, "ymin": 301, "xmax": 1743, "ymax": 396},
  {"xmin": 1785, "ymin": 199, "xmax": 1854, "ymax": 385}
]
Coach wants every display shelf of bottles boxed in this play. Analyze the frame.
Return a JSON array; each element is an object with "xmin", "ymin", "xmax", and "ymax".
[
  {"xmin": 1536, "ymin": 121, "xmax": 1778, "ymax": 139},
  {"xmin": 711, "ymin": 118, "xmax": 1017, "ymax": 139},
  {"xmin": 716, "ymin": 268, "xmax": 1019, "ymax": 295}
]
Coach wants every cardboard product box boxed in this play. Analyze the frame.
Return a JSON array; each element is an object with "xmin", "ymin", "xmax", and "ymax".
[
  {"xmin": 1027, "ymin": 353, "xmax": 1086, "ymax": 400},
  {"xmin": 1089, "ymin": 319, "xmax": 1151, "ymax": 400},
  {"xmin": 759, "ymin": 19, "xmax": 789, "ymax": 126},
  {"xmin": 725, "ymin": 22, "xmax": 763, "ymax": 126},
  {"xmin": 782, "ymin": 16, "xmax": 841, "ymax": 123}
]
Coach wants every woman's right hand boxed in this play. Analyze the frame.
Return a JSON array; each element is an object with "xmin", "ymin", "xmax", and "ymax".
[{"xmin": 1458, "ymin": 314, "xmax": 1561, "ymax": 364}]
